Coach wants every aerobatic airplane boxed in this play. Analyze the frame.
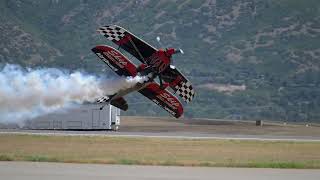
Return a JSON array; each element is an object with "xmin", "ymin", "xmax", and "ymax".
[{"xmin": 92, "ymin": 25, "xmax": 195, "ymax": 118}]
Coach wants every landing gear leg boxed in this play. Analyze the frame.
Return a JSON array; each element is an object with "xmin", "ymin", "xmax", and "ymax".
[{"xmin": 99, "ymin": 104, "xmax": 107, "ymax": 110}]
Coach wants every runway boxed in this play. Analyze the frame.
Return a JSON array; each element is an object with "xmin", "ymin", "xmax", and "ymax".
[
  {"xmin": 1, "ymin": 129, "xmax": 320, "ymax": 142},
  {"xmin": 1, "ymin": 161, "xmax": 319, "ymax": 180},
  {"xmin": 2, "ymin": 116, "xmax": 320, "ymax": 142}
]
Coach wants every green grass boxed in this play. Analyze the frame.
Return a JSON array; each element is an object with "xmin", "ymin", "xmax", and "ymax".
[
  {"xmin": 0, "ymin": 154, "xmax": 13, "ymax": 161},
  {"xmin": 0, "ymin": 134, "xmax": 320, "ymax": 168},
  {"xmin": 0, "ymin": 156, "xmax": 313, "ymax": 169},
  {"xmin": 248, "ymin": 162, "xmax": 305, "ymax": 169},
  {"xmin": 23, "ymin": 155, "xmax": 59, "ymax": 162}
]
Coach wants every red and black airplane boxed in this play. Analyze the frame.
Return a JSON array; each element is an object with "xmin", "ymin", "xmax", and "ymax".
[{"xmin": 92, "ymin": 25, "xmax": 195, "ymax": 118}]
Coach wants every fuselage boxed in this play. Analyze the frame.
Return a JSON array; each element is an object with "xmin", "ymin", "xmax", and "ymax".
[{"xmin": 107, "ymin": 72, "xmax": 156, "ymax": 102}]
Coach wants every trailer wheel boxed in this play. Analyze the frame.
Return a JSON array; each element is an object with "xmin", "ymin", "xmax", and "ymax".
[{"xmin": 111, "ymin": 125, "xmax": 119, "ymax": 131}]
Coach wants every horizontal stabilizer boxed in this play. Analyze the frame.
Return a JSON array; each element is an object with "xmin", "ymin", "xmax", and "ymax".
[{"xmin": 96, "ymin": 96, "xmax": 110, "ymax": 103}]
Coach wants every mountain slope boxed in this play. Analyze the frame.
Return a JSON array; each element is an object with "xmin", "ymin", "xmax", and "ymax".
[{"xmin": 1, "ymin": 0, "xmax": 320, "ymax": 121}]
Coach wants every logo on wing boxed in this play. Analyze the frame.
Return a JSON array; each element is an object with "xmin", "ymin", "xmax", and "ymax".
[
  {"xmin": 103, "ymin": 50, "xmax": 128, "ymax": 68},
  {"xmin": 96, "ymin": 52, "xmax": 118, "ymax": 72},
  {"xmin": 156, "ymin": 92, "xmax": 180, "ymax": 110},
  {"xmin": 152, "ymin": 99, "xmax": 177, "ymax": 116}
]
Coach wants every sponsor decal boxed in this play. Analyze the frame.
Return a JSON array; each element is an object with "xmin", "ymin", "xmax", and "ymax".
[
  {"xmin": 152, "ymin": 99, "xmax": 159, "ymax": 105},
  {"xmin": 156, "ymin": 92, "xmax": 180, "ymax": 110},
  {"xmin": 152, "ymin": 99, "xmax": 176, "ymax": 116},
  {"xmin": 96, "ymin": 53, "xmax": 118, "ymax": 71},
  {"xmin": 164, "ymin": 106, "xmax": 176, "ymax": 116},
  {"xmin": 96, "ymin": 52, "xmax": 104, "ymax": 59},
  {"xmin": 102, "ymin": 50, "xmax": 128, "ymax": 69}
]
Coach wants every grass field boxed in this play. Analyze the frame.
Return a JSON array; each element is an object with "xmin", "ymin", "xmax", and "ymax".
[{"xmin": 0, "ymin": 134, "xmax": 320, "ymax": 168}]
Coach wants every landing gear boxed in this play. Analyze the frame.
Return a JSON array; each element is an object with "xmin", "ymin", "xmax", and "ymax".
[{"xmin": 99, "ymin": 104, "xmax": 107, "ymax": 110}]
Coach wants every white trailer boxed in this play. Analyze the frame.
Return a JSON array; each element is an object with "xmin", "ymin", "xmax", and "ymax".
[{"xmin": 24, "ymin": 104, "xmax": 120, "ymax": 131}]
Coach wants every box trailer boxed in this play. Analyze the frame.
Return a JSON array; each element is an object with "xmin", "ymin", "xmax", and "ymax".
[{"xmin": 24, "ymin": 104, "xmax": 120, "ymax": 130}]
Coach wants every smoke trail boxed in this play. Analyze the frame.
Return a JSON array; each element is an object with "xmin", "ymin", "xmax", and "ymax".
[{"xmin": 0, "ymin": 64, "xmax": 147, "ymax": 123}]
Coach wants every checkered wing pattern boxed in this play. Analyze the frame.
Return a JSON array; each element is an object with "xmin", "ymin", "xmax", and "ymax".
[
  {"xmin": 97, "ymin": 25, "xmax": 126, "ymax": 42},
  {"xmin": 97, "ymin": 24, "xmax": 158, "ymax": 64},
  {"xmin": 96, "ymin": 96, "xmax": 110, "ymax": 103},
  {"xmin": 175, "ymin": 81, "xmax": 195, "ymax": 103}
]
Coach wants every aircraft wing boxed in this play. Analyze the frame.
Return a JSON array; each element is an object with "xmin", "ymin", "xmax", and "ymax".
[
  {"xmin": 92, "ymin": 45, "xmax": 137, "ymax": 77},
  {"xmin": 110, "ymin": 97, "xmax": 128, "ymax": 111},
  {"xmin": 161, "ymin": 66, "xmax": 195, "ymax": 103},
  {"xmin": 97, "ymin": 25, "xmax": 157, "ymax": 64},
  {"xmin": 139, "ymin": 82, "xmax": 183, "ymax": 118}
]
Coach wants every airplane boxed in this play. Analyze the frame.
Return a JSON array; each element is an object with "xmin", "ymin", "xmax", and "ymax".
[{"xmin": 91, "ymin": 25, "xmax": 195, "ymax": 118}]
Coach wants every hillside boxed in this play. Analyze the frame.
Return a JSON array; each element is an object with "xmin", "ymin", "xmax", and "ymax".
[{"xmin": 1, "ymin": 0, "xmax": 320, "ymax": 122}]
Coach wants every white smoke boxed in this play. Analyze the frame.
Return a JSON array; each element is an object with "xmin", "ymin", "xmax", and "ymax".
[{"xmin": 0, "ymin": 64, "xmax": 147, "ymax": 123}]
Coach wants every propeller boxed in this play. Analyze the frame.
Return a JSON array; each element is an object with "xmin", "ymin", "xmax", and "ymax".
[{"xmin": 178, "ymin": 48, "xmax": 184, "ymax": 54}]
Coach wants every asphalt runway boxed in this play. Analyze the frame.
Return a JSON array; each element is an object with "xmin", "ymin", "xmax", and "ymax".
[
  {"xmin": 1, "ymin": 161, "xmax": 319, "ymax": 180},
  {"xmin": 1, "ymin": 129, "xmax": 320, "ymax": 142},
  {"xmin": 2, "ymin": 116, "xmax": 320, "ymax": 141}
]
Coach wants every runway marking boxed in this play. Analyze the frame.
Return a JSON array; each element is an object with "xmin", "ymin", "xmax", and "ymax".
[{"xmin": 1, "ymin": 131, "xmax": 320, "ymax": 142}]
